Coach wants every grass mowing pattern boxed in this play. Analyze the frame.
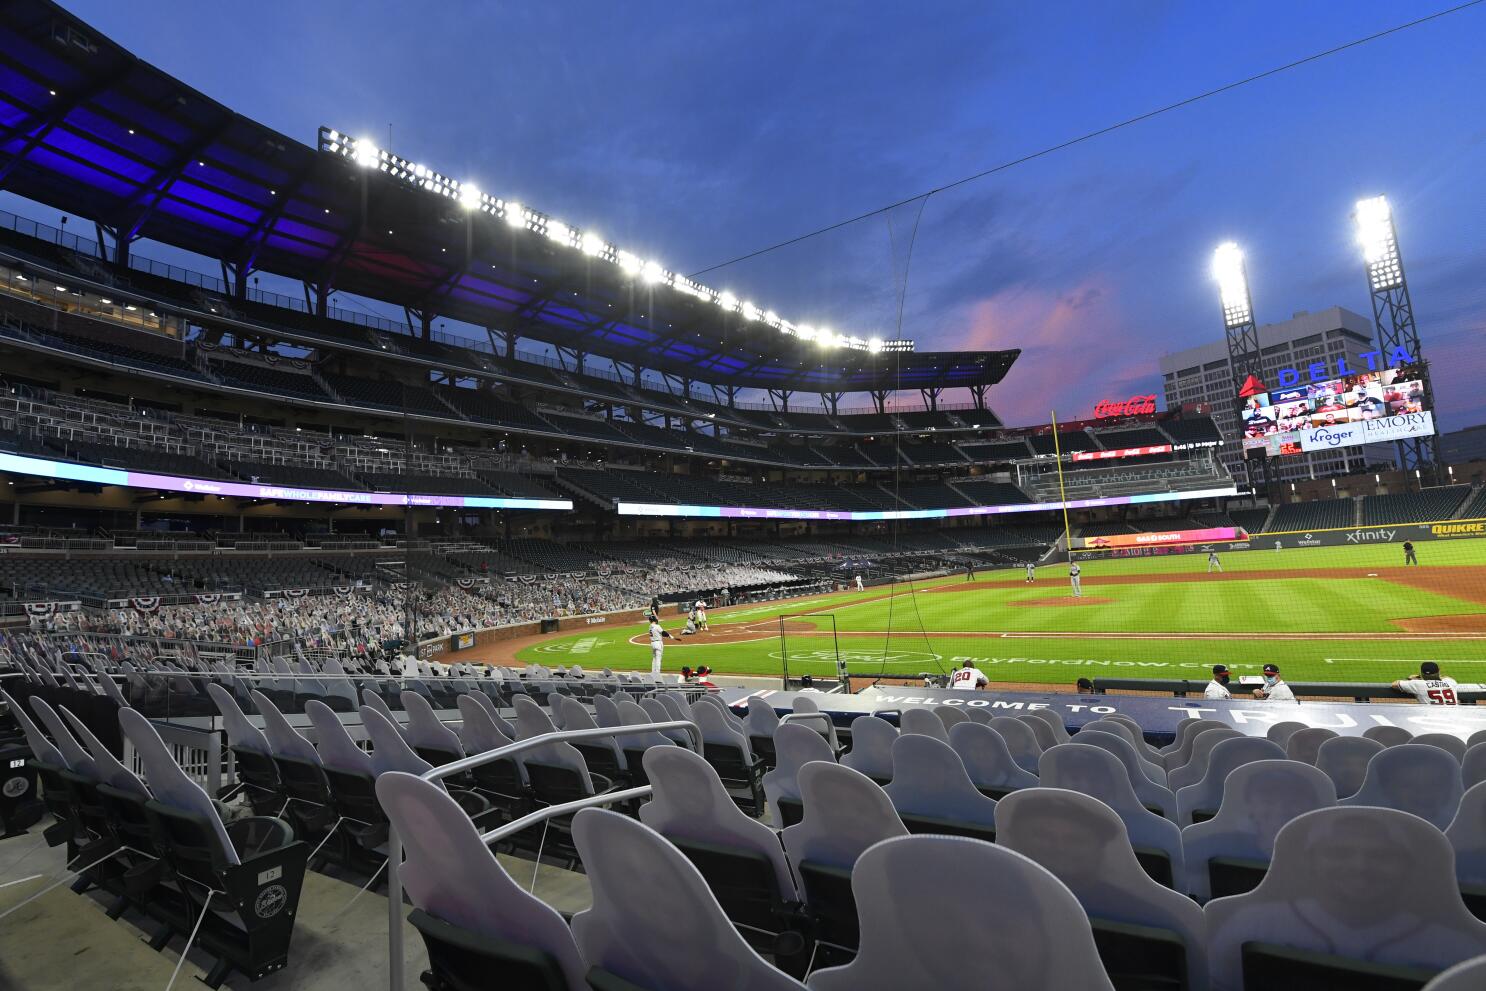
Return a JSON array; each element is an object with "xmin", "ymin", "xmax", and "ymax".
[{"xmin": 517, "ymin": 540, "xmax": 1486, "ymax": 684}]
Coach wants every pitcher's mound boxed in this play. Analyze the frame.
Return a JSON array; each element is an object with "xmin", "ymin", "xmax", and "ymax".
[{"xmin": 1015, "ymin": 596, "xmax": 1114, "ymax": 607}]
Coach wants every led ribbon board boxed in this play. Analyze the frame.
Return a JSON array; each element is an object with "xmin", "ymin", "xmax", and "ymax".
[
  {"xmin": 0, "ymin": 452, "xmax": 572, "ymax": 511},
  {"xmin": 616, "ymin": 486, "xmax": 1239, "ymax": 521},
  {"xmin": 1072, "ymin": 527, "xmax": 1244, "ymax": 551}
]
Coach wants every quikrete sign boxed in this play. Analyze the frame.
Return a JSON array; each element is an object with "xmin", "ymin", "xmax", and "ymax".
[{"xmin": 1093, "ymin": 395, "xmax": 1157, "ymax": 418}]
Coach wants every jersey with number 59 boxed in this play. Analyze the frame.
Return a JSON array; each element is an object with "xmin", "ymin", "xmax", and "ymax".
[{"xmin": 1395, "ymin": 677, "xmax": 1460, "ymax": 705}]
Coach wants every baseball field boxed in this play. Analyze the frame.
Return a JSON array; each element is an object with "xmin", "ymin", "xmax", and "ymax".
[{"xmin": 512, "ymin": 538, "xmax": 1486, "ymax": 686}]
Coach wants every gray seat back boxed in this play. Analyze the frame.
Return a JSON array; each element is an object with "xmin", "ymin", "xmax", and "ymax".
[
  {"xmin": 900, "ymin": 707, "xmax": 949, "ymax": 742},
  {"xmin": 1362, "ymin": 724, "xmax": 1414, "ymax": 747},
  {"xmin": 1464, "ymin": 743, "xmax": 1486, "ymax": 791},
  {"xmin": 1315, "ymin": 735, "xmax": 1386, "ymax": 799},
  {"xmin": 1181, "ymin": 760, "xmax": 1336, "ymax": 901},
  {"xmin": 1039, "ymin": 742, "xmax": 1184, "ymax": 876},
  {"xmin": 1265, "ymin": 721, "xmax": 1308, "ymax": 747},
  {"xmin": 933, "ymin": 705, "xmax": 969, "ymax": 728},
  {"xmin": 1167, "ymin": 728, "xmax": 1243, "ymax": 792},
  {"xmin": 119, "ymin": 707, "xmax": 239, "ymax": 865},
  {"xmin": 571, "ymin": 809, "xmax": 806, "ymax": 991},
  {"xmin": 694, "ymin": 702, "xmax": 751, "ymax": 763},
  {"xmin": 1446, "ymin": 781, "xmax": 1486, "ymax": 891},
  {"xmin": 948, "ymin": 721, "xmax": 1038, "ymax": 794},
  {"xmin": 998, "ymin": 788, "xmax": 1208, "ymax": 989},
  {"xmin": 1340, "ymin": 743, "xmax": 1465, "ymax": 829},
  {"xmin": 1016, "ymin": 713, "xmax": 1058, "ymax": 751},
  {"xmin": 374, "ymin": 771, "xmax": 587, "ymax": 990},
  {"xmin": 28, "ymin": 696, "xmax": 96, "ymax": 776},
  {"xmin": 207, "ymin": 683, "xmax": 271, "ymax": 756},
  {"xmin": 1286, "ymin": 726, "xmax": 1338, "ymax": 764},
  {"xmin": 306, "ymin": 700, "xmax": 373, "ymax": 776},
  {"xmin": 400, "ymin": 691, "xmax": 464, "ymax": 757},
  {"xmin": 61, "ymin": 705, "xmax": 148, "ymax": 797},
  {"xmin": 841, "ymin": 715, "xmax": 898, "ymax": 782},
  {"xmin": 639, "ymin": 747, "xmax": 796, "ymax": 899},
  {"xmin": 990, "ymin": 716, "xmax": 1045, "ymax": 775},
  {"xmin": 249, "ymin": 689, "xmax": 321, "ymax": 765},
  {"xmin": 745, "ymin": 697, "xmax": 781, "ymax": 738},
  {"xmin": 762, "ymin": 723, "xmax": 836, "ymax": 811},
  {"xmin": 1414, "ymin": 733, "xmax": 1469, "ymax": 762},
  {"xmin": 592, "ymin": 694, "xmax": 623, "ymax": 729},
  {"xmin": 1175, "ymin": 736, "xmax": 1288, "ymax": 827},
  {"xmin": 781, "ymin": 762, "xmax": 906, "ymax": 875},
  {"xmin": 615, "ymin": 700, "xmax": 675, "ymax": 751},
  {"xmin": 2, "ymin": 688, "xmax": 66, "ymax": 767},
  {"xmin": 807, "ymin": 834, "xmax": 1116, "ymax": 991},
  {"xmin": 1205, "ymin": 806, "xmax": 1486, "ymax": 979},
  {"xmin": 1074, "ymin": 729, "xmax": 1177, "ymax": 820},
  {"xmin": 363, "ymin": 706, "xmax": 434, "ymax": 778},
  {"xmin": 885, "ymin": 734, "xmax": 997, "ymax": 831}
]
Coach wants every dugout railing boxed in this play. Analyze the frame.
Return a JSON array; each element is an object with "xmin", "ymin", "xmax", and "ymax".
[
  {"xmin": 384, "ymin": 719, "xmax": 704, "ymax": 991},
  {"xmin": 1092, "ymin": 677, "xmax": 1486, "ymax": 703}
]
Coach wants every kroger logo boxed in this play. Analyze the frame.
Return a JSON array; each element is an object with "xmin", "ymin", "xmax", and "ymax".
[{"xmin": 1306, "ymin": 426, "xmax": 1352, "ymax": 448}]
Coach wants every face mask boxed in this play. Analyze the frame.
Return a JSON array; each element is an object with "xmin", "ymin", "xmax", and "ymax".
[
  {"xmin": 1264, "ymin": 675, "xmax": 1277, "ymax": 685},
  {"xmin": 1218, "ymin": 674, "xmax": 1230, "ymax": 685}
]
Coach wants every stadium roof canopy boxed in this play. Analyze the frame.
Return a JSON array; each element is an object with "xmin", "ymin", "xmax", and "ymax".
[{"xmin": 0, "ymin": 0, "xmax": 1019, "ymax": 395}]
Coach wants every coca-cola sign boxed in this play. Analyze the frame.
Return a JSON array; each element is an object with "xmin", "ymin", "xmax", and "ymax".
[{"xmin": 1093, "ymin": 395, "xmax": 1157, "ymax": 418}]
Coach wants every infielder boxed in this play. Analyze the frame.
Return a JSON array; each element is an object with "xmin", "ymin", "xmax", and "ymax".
[
  {"xmin": 648, "ymin": 617, "xmax": 673, "ymax": 675},
  {"xmin": 1207, "ymin": 551, "xmax": 1223, "ymax": 573},
  {"xmin": 855, "ymin": 574, "xmax": 864, "ymax": 591},
  {"xmin": 1024, "ymin": 561, "xmax": 1036, "ymax": 584},
  {"xmin": 1069, "ymin": 561, "xmax": 1082, "ymax": 598}
]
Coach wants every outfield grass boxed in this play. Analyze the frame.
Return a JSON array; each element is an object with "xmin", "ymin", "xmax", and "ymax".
[{"xmin": 516, "ymin": 541, "xmax": 1486, "ymax": 685}]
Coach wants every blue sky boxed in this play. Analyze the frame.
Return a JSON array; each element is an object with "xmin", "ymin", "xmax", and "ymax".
[{"xmin": 30, "ymin": 1, "xmax": 1486, "ymax": 429}]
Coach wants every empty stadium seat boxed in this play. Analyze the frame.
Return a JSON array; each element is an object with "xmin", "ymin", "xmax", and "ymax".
[
  {"xmin": 1285, "ymin": 726, "xmax": 1338, "ymax": 764},
  {"xmin": 1168, "ymin": 727, "xmax": 1244, "ymax": 791},
  {"xmin": 373, "ymin": 771, "xmax": 589, "ymax": 990},
  {"xmin": 781, "ymin": 762, "xmax": 907, "ymax": 955},
  {"xmin": 883, "ymin": 733, "xmax": 998, "ymax": 842},
  {"xmin": 947, "ymin": 720, "xmax": 1039, "ymax": 799},
  {"xmin": 840, "ymin": 714, "xmax": 898, "ymax": 785},
  {"xmin": 1316, "ymin": 735, "xmax": 1385, "ymax": 799},
  {"xmin": 989, "ymin": 716, "xmax": 1044, "ymax": 775},
  {"xmin": 1175, "ymin": 737, "xmax": 1288, "ymax": 827},
  {"xmin": 807, "ymin": 834, "xmax": 1117, "ymax": 991},
  {"xmin": 1074, "ymin": 729, "xmax": 1178, "ymax": 821},
  {"xmin": 1080, "ymin": 719, "xmax": 1165, "ymax": 784},
  {"xmin": 998, "ymin": 788, "xmax": 1209, "ymax": 990},
  {"xmin": 1180, "ymin": 760, "xmax": 1337, "ymax": 902},
  {"xmin": 637, "ymin": 746, "xmax": 806, "ymax": 969},
  {"xmin": 1363, "ymin": 724, "xmax": 1415, "ymax": 748},
  {"xmin": 1039, "ymin": 742, "xmax": 1185, "ymax": 889},
  {"xmin": 1205, "ymin": 806, "xmax": 1486, "ymax": 990},
  {"xmin": 1341, "ymin": 743, "xmax": 1465, "ymax": 829},
  {"xmin": 570, "ymin": 808, "xmax": 808, "ymax": 990},
  {"xmin": 1464, "ymin": 744, "xmax": 1486, "ymax": 791},
  {"xmin": 900, "ymin": 707, "xmax": 950, "ymax": 742},
  {"xmin": 762, "ymin": 723, "xmax": 837, "ymax": 827},
  {"xmin": 1265, "ymin": 721, "xmax": 1309, "ymax": 748}
]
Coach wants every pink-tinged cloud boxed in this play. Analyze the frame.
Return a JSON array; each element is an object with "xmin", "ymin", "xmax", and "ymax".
[{"xmin": 947, "ymin": 275, "xmax": 1163, "ymax": 427}]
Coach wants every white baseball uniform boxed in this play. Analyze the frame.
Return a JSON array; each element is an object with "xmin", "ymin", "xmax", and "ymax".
[
  {"xmin": 950, "ymin": 666, "xmax": 989, "ymax": 691},
  {"xmin": 1203, "ymin": 679, "xmax": 1232, "ymax": 700},
  {"xmin": 1256, "ymin": 679, "xmax": 1296, "ymax": 702},
  {"xmin": 648, "ymin": 621, "xmax": 665, "ymax": 675},
  {"xmin": 1069, "ymin": 563, "xmax": 1082, "ymax": 597},
  {"xmin": 1395, "ymin": 677, "xmax": 1460, "ymax": 705}
]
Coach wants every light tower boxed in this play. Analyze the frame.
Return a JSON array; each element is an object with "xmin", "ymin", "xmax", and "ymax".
[
  {"xmin": 1355, "ymin": 195, "xmax": 1437, "ymax": 475},
  {"xmin": 1212, "ymin": 242, "xmax": 1264, "ymax": 488}
]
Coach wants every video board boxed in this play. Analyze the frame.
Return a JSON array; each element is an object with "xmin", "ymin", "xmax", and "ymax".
[{"xmin": 1239, "ymin": 365, "xmax": 1434, "ymax": 457}]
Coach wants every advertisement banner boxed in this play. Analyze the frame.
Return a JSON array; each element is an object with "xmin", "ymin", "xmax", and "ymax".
[
  {"xmin": 451, "ymin": 632, "xmax": 476, "ymax": 651},
  {"xmin": 1074, "ymin": 527, "xmax": 1243, "ymax": 550},
  {"xmin": 1071, "ymin": 444, "xmax": 1173, "ymax": 462},
  {"xmin": 1266, "ymin": 519, "xmax": 1486, "ymax": 549}
]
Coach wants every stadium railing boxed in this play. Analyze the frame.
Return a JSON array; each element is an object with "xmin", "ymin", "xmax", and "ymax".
[
  {"xmin": 1092, "ymin": 677, "xmax": 1485, "ymax": 703},
  {"xmin": 383, "ymin": 720, "xmax": 703, "ymax": 991}
]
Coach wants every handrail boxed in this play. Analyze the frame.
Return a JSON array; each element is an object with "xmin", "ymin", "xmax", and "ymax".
[{"xmin": 385, "ymin": 718, "xmax": 701, "ymax": 991}]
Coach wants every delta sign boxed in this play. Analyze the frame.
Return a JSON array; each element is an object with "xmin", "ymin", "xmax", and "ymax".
[{"xmin": 1239, "ymin": 346, "xmax": 1416, "ymax": 397}]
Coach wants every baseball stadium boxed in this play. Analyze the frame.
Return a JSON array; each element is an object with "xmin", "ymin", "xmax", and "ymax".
[{"xmin": 3, "ymin": 3, "xmax": 1486, "ymax": 991}]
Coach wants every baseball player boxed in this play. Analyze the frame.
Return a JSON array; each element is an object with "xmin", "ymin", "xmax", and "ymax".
[
  {"xmin": 1252, "ymin": 663, "xmax": 1296, "ymax": 702},
  {"xmin": 1392, "ymin": 661, "xmax": 1459, "ymax": 704},
  {"xmin": 965, "ymin": 561, "xmax": 977, "ymax": 582},
  {"xmin": 648, "ymin": 617, "xmax": 673, "ymax": 675},
  {"xmin": 855, "ymin": 574, "xmax": 864, "ymax": 591},
  {"xmin": 1207, "ymin": 551, "xmax": 1223, "ymax": 573},
  {"xmin": 1069, "ymin": 561, "xmax": 1082, "ymax": 598},
  {"xmin": 1403, "ymin": 541, "xmax": 1418, "ymax": 566},
  {"xmin": 695, "ymin": 600, "xmax": 708, "ymax": 631},
  {"xmin": 950, "ymin": 659, "xmax": 989, "ymax": 691},
  {"xmin": 1025, "ymin": 561, "xmax": 1036, "ymax": 584},
  {"xmin": 1204, "ymin": 663, "xmax": 1233, "ymax": 700}
]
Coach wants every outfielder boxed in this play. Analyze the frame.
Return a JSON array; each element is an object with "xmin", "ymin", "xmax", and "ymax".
[
  {"xmin": 1207, "ymin": 551, "xmax": 1223, "ymax": 573},
  {"xmin": 648, "ymin": 617, "xmax": 673, "ymax": 675},
  {"xmin": 1069, "ymin": 561, "xmax": 1082, "ymax": 598}
]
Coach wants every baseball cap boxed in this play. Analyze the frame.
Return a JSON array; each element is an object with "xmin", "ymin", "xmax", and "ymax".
[
  {"xmin": 1212, "ymin": 664, "xmax": 1229, "ymax": 676},
  {"xmin": 1262, "ymin": 664, "xmax": 1280, "ymax": 675},
  {"xmin": 1421, "ymin": 661, "xmax": 1441, "ymax": 677}
]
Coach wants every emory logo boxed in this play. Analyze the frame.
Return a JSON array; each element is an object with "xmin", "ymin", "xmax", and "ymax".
[
  {"xmin": 1237, "ymin": 374, "xmax": 1266, "ymax": 398},
  {"xmin": 1093, "ymin": 395, "xmax": 1158, "ymax": 418}
]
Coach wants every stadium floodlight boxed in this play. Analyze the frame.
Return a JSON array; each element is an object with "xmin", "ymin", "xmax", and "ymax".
[
  {"xmin": 796, "ymin": 325, "xmax": 817, "ymax": 343},
  {"xmin": 1355, "ymin": 195, "xmax": 1403, "ymax": 290},
  {"xmin": 868, "ymin": 336, "xmax": 884, "ymax": 354},
  {"xmin": 817, "ymin": 328, "xmax": 838, "ymax": 349},
  {"xmin": 353, "ymin": 138, "xmax": 380, "ymax": 169},
  {"xmin": 317, "ymin": 123, "xmax": 908, "ymax": 352},
  {"xmin": 1211, "ymin": 241, "xmax": 1253, "ymax": 328}
]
